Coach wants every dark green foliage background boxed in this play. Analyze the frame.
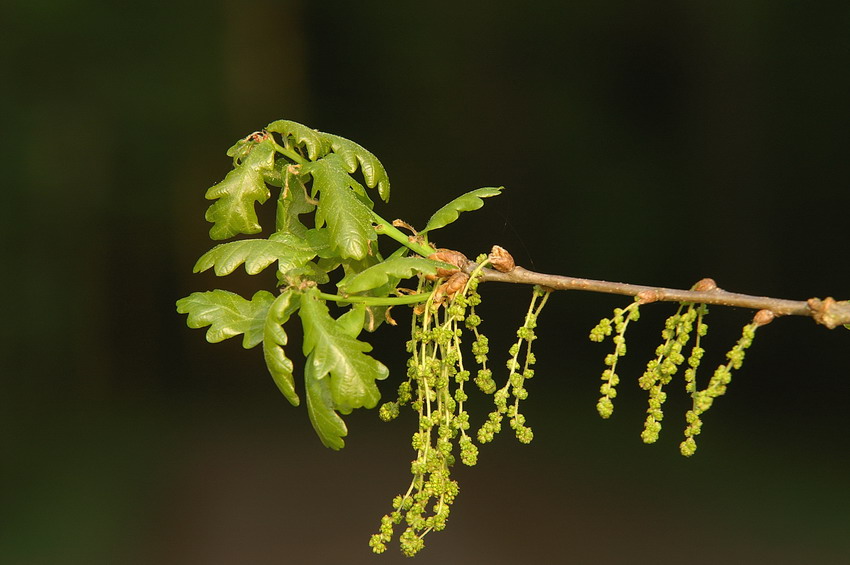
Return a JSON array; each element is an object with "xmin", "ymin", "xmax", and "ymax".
[{"xmin": 3, "ymin": 1, "xmax": 850, "ymax": 563}]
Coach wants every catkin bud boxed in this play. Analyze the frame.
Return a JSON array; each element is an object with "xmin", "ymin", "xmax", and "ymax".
[{"xmin": 753, "ymin": 309, "xmax": 775, "ymax": 327}]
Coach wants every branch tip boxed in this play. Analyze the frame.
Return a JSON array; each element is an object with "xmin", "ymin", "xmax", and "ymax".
[{"xmin": 807, "ymin": 297, "xmax": 850, "ymax": 330}]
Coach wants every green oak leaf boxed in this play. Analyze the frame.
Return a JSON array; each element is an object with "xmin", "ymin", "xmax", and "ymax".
[
  {"xmin": 337, "ymin": 248, "xmax": 412, "ymax": 332},
  {"xmin": 276, "ymin": 166, "xmax": 315, "ymax": 237},
  {"xmin": 263, "ymin": 290, "xmax": 301, "ymax": 406},
  {"xmin": 339, "ymin": 256, "xmax": 438, "ymax": 294},
  {"xmin": 176, "ymin": 290, "xmax": 274, "ymax": 348},
  {"xmin": 266, "ymin": 119, "xmax": 330, "ymax": 160},
  {"xmin": 299, "ymin": 289, "xmax": 389, "ymax": 416},
  {"xmin": 336, "ymin": 303, "xmax": 368, "ymax": 337},
  {"xmin": 192, "ymin": 231, "xmax": 328, "ymax": 277},
  {"xmin": 306, "ymin": 154, "xmax": 376, "ymax": 260},
  {"xmin": 305, "ymin": 364, "xmax": 348, "ymax": 450},
  {"xmin": 204, "ymin": 138, "xmax": 276, "ymax": 240},
  {"xmin": 337, "ymin": 253, "xmax": 381, "ymax": 288},
  {"xmin": 279, "ymin": 259, "xmax": 332, "ymax": 287},
  {"xmin": 323, "ymin": 133, "xmax": 390, "ymax": 202},
  {"xmin": 225, "ymin": 135, "xmax": 268, "ymax": 164},
  {"xmin": 421, "ymin": 186, "xmax": 504, "ymax": 234}
]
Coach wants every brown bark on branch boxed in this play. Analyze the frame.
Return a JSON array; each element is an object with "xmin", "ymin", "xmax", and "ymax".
[{"xmin": 464, "ymin": 263, "xmax": 850, "ymax": 330}]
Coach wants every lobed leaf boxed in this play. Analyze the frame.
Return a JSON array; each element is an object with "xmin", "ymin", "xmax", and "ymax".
[
  {"xmin": 299, "ymin": 289, "xmax": 389, "ymax": 416},
  {"xmin": 339, "ymin": 256, "xmax": 438, "ymax": 294},
  {"xmin": 306, "ymin": 155, "xmax": 376, "ymax": 260},
  {"xmin": 204, "ymin": 139, "xmax": 276, "ymax": 240},
  {"xmin": 266, "ymin": 119, "xmax": 329, "ymax": 160},
  {"xmin": 278, "ymin": 259, "xmax": 332, "ymax": 287},
  {"xmin": 193, "ymin": 232, "xmax": 328, "ymax": 277},
  {"xmin": 263, "ymin": 290, "xmax": 301, "ymax": 406},
  {"xmin": 305, "ymin": 363, "xmax": 348, "ymax": 450},
  {"xmin": 276, "ymin": 166, "xmax": 315, "ymax": 236},
  {"xmin": 226, "ymin": 134, "xmax": 274, "ymax": 164},
  {"xmin": 323, "ymin": 133, "xmax": 391, "ymax": 201},
  {"xmin": 421, "ymin": 186, "xmax": 504, "ymax": 234},
  {"xmin": 336, "ymin": 303, "xmax": 368, "ymax": 337},
  {"xmin": 176, "ymin": 290, "xmax": 275, "ymax": 348}
]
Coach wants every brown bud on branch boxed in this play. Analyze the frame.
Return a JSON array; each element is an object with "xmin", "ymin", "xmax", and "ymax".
[
  {"xmin": 636, "ymin": 289, "xmax": 663, "ymax": 304},
  {"xmin": 488, "ymin": 245, "xmax": 515, "ymax": 273},
  {"xmin": 753, "ymin": 309, "xmax": 775, "ymax": 327},
  {"xmin": 426, "ymin": 249, "xmax": 469, "ymax": 279},
  {"xmin": 693, "ymin": 278, "xmax": 718, "ymax": 292},
  {"xmin": 807, "ymin": 297, "xmax": 850, "ymax": 330}
]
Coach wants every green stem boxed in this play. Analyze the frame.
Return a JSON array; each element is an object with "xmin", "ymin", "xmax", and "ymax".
[
  {"xmin": 317, "ymin": 291, "xmax": 430, "ymax": 307},
  {"xmin": 271, "ymin": 141, "xmax": 306, "ymax": 164},
  {"xmin": 371, "ymin": 211, "xmax": 437, "ymax": 257}
]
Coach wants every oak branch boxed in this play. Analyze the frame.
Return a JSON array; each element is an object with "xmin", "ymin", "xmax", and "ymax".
[{"xmin": 464, "ymin": 261, "xmax": 850, "ymax": 330}]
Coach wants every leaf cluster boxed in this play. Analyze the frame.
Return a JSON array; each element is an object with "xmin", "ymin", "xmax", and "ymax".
[{"xmin": 177, "ymin": 121, "xmax": 503, "ymax": 449}]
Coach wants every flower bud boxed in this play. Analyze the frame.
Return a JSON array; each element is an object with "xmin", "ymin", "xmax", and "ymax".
[
  {"xmin": 426, "ymin": 249, "xmax": 469, "ymax": 279},
  {"xmin": 753, "ymin": 309, "xmax": 775, "ymax": 327},
  {"xmin": 488, "ymin": 245, "xmax": 515, "ymax": 272},
  {"xmin": 693, "ymin": 278, "xmax": 718, "ymax": 292}
]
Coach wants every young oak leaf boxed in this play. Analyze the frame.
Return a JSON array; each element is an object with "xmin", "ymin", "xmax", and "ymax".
[
  {"xmin": 299, "ymin": 289, "xmax": 389, "ymax": 416},
  {"xmin": 266, "ymin": 119, "xmax": 330, "ymax": 161},
  {"xmin": 336, "ymin": 303, "xmax": 368, "ymax": 337},
  {"xmin": 338, "ymin": 256, "xmax": 439, "ymax": 295},
  {"xmin": 305, "ymin": 363, "xmax": 348, "ymax": 450},
  {"xmin": 176, "ymin": 290, "xmax": 275, "ymax": 348},
  {"xmin": 192, "ymin": 231, "xmax": 328, "ymax": 276},
  {"xmin": 263, "ymin": 290, "xmax": 301, "ymax": 407},
  {"xmin": 205, "ymin": 138, "xmax": 276, "ymax": 240},
  {"xmin": 225, "ymin": 135, "xmax": 269, "ymax": 164},
  {"xmin": 305, "ymin": 155, "xmax": 376, "ymax": 261},
  {"xmin": 276, "ymin": 166, "xmax": 316, "ymax": 236},
  {"xmin": 322, "ymin": 133, "xmax": 391, "ymax": 202},
  {"xmin": 421, "ymin": 186, "xmax": 504, "ymax": 234}
]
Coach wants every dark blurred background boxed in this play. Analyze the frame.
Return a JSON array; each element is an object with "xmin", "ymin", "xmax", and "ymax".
[{"xmin": 3, "ymin": 1, "xmax": 850, "ymax": 564}]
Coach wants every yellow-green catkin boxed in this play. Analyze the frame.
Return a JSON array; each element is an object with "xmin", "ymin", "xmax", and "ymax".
[
  {"xmin": 478, "ymin": 286, "xmax": 551, "ymax": 445},
  {"xmin": 467, "ymin": 274, "xmax": 495, "ymax": 395},
  {"xmin": 589, "ymin": 297, "xmax": 641, "ymax": 419},
  {"xmin": 680, "ymin": 319, "xmax": 760, "ymax": 457},
  {"xmin": 638, "ymin": 303, "xmax": 699, "ymax": 444},
  {"xmin": 372, "ymin": 277, "xmax": 479, "ymax": 556},
  {"xmin": 682, "ymin": 304, "xmax": 709, "ymax": 396}
]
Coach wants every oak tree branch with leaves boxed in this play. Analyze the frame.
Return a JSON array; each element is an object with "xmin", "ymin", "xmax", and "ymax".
[{"xmin": 177, "ymin": 120, "xmax": 850, "ymax": 557}]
